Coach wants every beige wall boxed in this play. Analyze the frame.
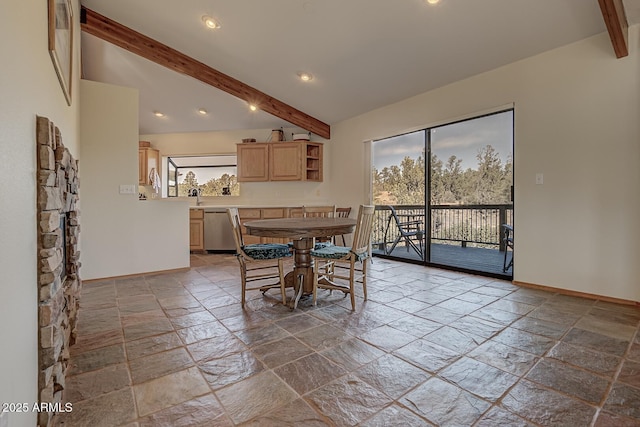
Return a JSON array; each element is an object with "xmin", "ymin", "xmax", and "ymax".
[
  {"xmin": 329, "ymin": 28, "xmax": 640, "ymax": 302},
  {"xmin": 80, "ymin": 80, "xmax": 190, "ymax": 280},
  {"xmin": 140, "ymin": 129, "xmax": 334, "ymax": 206},
  {"xmin": 0, "ymin": 0, "xmax": 81, "ymax": 425}
]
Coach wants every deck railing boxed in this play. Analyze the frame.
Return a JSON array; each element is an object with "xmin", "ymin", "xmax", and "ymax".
[{"xmin": 373, "ymin": 204, "xmax": 514, "ymax": 252}]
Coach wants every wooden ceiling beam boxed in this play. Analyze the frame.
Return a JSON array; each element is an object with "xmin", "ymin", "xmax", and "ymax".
[
  {"xmin": 80, "ymin": 7, "xmax": 330, "ymax": 139},
  {"xmin": 598, "ymin": 0, "xmax": 629, "ymax": 58}
]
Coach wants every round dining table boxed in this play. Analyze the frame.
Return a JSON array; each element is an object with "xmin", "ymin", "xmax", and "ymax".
[{"xmin": 244, "ymin": 217, "xmax": 356, "ymax": 308}]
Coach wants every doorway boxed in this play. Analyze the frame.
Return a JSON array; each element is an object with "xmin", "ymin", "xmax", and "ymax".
[{"xmin": 372, "ymin": 109, "xmax": 514, "ymax": 279}]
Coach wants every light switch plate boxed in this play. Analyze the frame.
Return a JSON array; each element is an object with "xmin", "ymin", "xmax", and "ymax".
[
  {"xmin": 119, "ymin": 184, "xmax": 137, "ymax": 194},
  {"xmin": 535, "ymin": 173, "xmax": 544, "ymax": 185},
  {"xmin": 0, "ymin": 411, "xmax": 8, "ymax": 427}
]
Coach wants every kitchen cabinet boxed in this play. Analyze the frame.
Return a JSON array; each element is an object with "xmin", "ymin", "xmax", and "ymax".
[
  {"xmin": 237, "ymin": 144, "xmax": 269, "ymax": 182},
  {"xmin": 139, "ymin": 141, "xmax": 160, "ymax": 186},
  {"xmin": 303, "ymin": 143, "xmax": 323, "ymax": 181},
  {"xmin": 189, "ymin": 209, "xmax": 204, "ymax": 251},
  {"xmin": 237, "ymin": 142, "xmax": 322, "ymax": 182},
  {"xmin": 269, "ymin": 143, "xmax": 302, "ymax": 181}
]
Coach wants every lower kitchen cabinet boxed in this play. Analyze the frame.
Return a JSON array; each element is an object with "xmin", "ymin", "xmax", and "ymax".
[
  {"xmin": 191, "ymin": 207, "xmax": 303, "ymax": 251},
  {"xmin": 189, "ymin": 209, "xmax": 204, "ymax": 251}
]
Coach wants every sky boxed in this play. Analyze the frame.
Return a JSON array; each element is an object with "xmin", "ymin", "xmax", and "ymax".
[{"xmin": 373, "ymin": 110, "xmax": 513, "ymax": 171}]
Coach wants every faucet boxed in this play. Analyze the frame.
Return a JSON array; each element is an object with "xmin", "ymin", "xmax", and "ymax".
[{"xmin": 190, "ymin": 188, "xmax": 202, "ymax": 205}]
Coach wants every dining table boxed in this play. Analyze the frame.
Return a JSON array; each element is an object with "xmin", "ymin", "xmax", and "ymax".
[{"xmin": 243, "ymin": 217, "xmax": 356, "ymax": 308}]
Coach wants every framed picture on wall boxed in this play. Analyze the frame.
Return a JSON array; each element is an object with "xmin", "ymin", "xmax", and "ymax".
[{"xmin": 48, "ymin": 0, "xmax": 73, "ymax": 106}]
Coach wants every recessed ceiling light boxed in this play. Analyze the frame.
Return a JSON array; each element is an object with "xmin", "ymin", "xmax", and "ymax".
[
  {"xmin": 202, "ymin": 15, "xmax": 221, "ymax": 29},
  {"xmin": 426, "ymin": 0, "xmax": 440, "ymax": 4},
  {"xmin": 198, "ymin": 108, "xmax": 208, "ymax": 115},
  {"xmin": 248, "ymin": 104, "xmax": 258, "ymax": 112},
  {"xmin": 154, "ymin": 111, "xmax": 165, "ymax": 117},
  {"xmin": 297, "ymin": 72, "xmax": 313, "ymax": 82}
]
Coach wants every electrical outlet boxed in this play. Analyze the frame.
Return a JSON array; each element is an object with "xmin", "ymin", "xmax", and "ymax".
[{"xmin": 535, "ymin": 173, "xmax": 544, "ymax": 185}]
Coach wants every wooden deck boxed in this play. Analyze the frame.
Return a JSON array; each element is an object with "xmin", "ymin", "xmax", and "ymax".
[{"xmin": 372, "ymin": 242, "xmax": 513, "ymax": 279}]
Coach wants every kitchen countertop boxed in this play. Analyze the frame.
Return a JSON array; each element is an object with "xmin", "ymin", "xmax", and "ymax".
[
  {"xmin": 146, "ymin": 198, "xmax": 330, "ymax": 210},
  {"xmin": 188, "ymin": 205, "xmax": 303, "ymax": 209}
]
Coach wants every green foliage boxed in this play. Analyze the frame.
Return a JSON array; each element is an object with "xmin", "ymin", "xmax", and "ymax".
[
  {"xmin": 373, "ymin": 155, "xmax": 425, "ymax": 205},
  {"xmin": 374, "ymin": 144, "xmax": 512, "ymax": 206},
  {"xmin": 182, "ymin": 171, "xmax": 198, "ymax": 188},
  {"xmin": 178, "ymin": 171, "xmax": 239, "ymax": 196},
  {"xmin": 200, "ymin": 173, "xmax": 239, "ymax": 196}
]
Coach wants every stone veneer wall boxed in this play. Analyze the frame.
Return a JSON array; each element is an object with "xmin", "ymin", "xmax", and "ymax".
[{"xmin": 36, "ymin": 116, "xmax": 81, "ymax": 427}]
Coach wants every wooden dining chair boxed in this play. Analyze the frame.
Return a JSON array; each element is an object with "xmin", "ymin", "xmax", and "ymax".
[
  {"xmin": 227, "ymin": 208, "xmax": 291, "ymax": 307},
  {"xmin": 302, "ymin": 205, "xmax": 336, "ymax": 218},
  {"xmin": 311, "ymin": 205, "xmax": 375, "ymax": 310},
  {"xmin": 303, "ymin": 205, "xmax": 336, "ymax": 244},
  {"xmin": 289, "ymin": 207, "xmax": 304, "ymax": 218},
  {"xmin": 335, "ymin": 207, "xmax": 352, "ymax": 245}
]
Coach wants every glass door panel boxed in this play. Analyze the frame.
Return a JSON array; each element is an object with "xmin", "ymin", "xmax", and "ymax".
[
  {"xmin": 372, "ymin": 131, "xmax": 426, "ymax": 262},
  {"xmin": 429, "ymin": 110, "xmax": 513, "ymax": 277}
]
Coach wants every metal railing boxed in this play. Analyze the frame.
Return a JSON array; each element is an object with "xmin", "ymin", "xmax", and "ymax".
[{"xmin": 373, "ymin": 204, "xmax": 514, "ymax": 252}]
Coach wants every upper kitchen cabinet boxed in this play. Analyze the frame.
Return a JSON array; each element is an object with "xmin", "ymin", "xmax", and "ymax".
[
  {"xmin": 237, "ymin": 141, "xmax": 323, "ymax": 182},
  {"xmin": 303, "ymin": 142, "xmax": 323, "ymax": 181},
  {"xmin": 269, "ymin": 142, "xmax": 302, "ymax": 181},
  {"xmin": 237, "ymin": 143, "xmax": 269, "ymax": 182},
  {"xmin": 139, "ymin": 141, "xmax": 160, "ymax": 185}
]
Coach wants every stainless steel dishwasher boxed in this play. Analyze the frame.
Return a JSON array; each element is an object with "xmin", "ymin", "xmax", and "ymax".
[{"xmin": 203, "ymin": 209, "xmax": 235, "ymax": 251}]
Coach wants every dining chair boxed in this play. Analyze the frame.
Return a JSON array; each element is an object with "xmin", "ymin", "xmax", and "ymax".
[
  {"xmin": 502, "ymin": 224, "xmax": 514, "ymax": 272},
  {"xmin": 335, "ymin": 207, "xmax": 352, "ymax": 245},
  {"xmin": 383, "ymin": 205, "xmax": 424, "ymax": 258},
  {"xmin": 227, "ymin": 208, "xmax": 291, "ymax": 307},
  {"xmin": 289, "ymin": 207, "xmax": 304, "ymax": 218},
  {"xmin": 303, "ymin": 205, "xmax": 336, "ymax": 244},
  {"xmin": 311, "ymin": 205, "xmax": 375, "ymax": 310},
  {"xmin": 303, "ymin": 205, "xmax": 336, "ymax": 218}
]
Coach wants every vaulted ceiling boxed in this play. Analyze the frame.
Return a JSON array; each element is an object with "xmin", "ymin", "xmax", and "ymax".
[{"xmin": 80, "ymin": 0, "xmax": 640, "ymax": 138}]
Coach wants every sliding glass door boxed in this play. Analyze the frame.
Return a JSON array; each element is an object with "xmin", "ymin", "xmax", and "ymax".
[
  {"xmin": 372, "ymin": 110, "xmax": 514, "ymax": 278},
  {"xmin": 429, "ymin": 111, "xmax": 513, "ymax": 276}
]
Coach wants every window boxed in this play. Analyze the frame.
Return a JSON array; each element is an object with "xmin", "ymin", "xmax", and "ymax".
[{"xmin": 167, "ymin": 155, "xmax": 239, "ymax": 197}]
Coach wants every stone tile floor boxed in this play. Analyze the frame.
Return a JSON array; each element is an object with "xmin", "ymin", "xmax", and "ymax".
[{"xmin": 54, "ymin": 253, "xmax": 640, "ymax": 426}]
